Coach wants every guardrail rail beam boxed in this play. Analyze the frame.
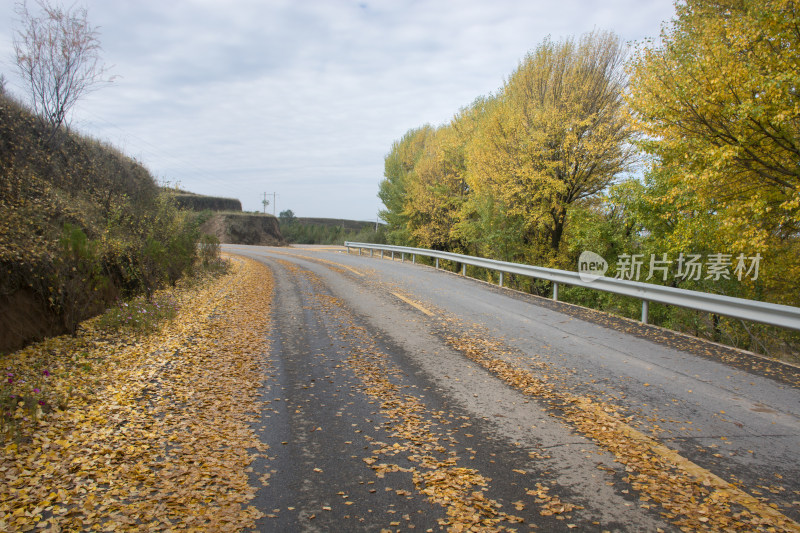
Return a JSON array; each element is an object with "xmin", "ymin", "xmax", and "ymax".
[{"xmin": 343, "ymin": 242, "xmax": 800, "ymax": 331}]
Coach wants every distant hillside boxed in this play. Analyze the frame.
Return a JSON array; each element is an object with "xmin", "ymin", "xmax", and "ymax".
[
  {"xmin": 167, "ymin": 190, "xmax": 242, "ymax": 212},
  {"xmin": 277, "ymin": 215, "xmax": 385, "ymax": 245},
  {"xmin": 163, "ymin": 187, "xmax": 284, "ymax": 246},
  {"xmin": 200, "ymin": 213, "xmax": 285, "ymax": 246},
  {"xmin": 295, "ymin": 218, "xmax": 378, "ymax": 232}
]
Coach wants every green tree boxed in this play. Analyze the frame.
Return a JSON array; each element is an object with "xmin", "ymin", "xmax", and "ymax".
[
  {"xmin": 564, "ymin": 179, "xmax": 645, "ymax": 267},
  {"xmin": 279, "ymin": 209, "xmax": 296, "ymax": 224},
  {"xmin": 377, "ymin": 126, "xmax": 434, "ymax": 245}
]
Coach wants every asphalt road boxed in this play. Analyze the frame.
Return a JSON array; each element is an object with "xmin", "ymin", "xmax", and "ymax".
[{"xmin": 224, "ymin": 244, "xmax": 800, "ymax": 532}]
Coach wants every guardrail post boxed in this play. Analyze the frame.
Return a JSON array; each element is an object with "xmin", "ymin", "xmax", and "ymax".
[
  {"xmin": 358, "ymin": 247, "xmax": 362, "ymax": 256},
  {"xmin": 380, "ymin": 250, "xmax": 384, "ymax": 259},
  {"xmin": 499, "ymin": 272, "xmax": 503, "ymax": 287},
  {"xmin": 641, "ymin": 300, "xmax": 649, "ymax": 324},
  {"xmin": 391, "ymin": 251, "xmax": 395, "ymax": 260},
  {"xmin": 412, "ymin": 254, "xmax": 416, "ymax": 264},
  {"xmin": 462, "ymin": 263, "xmax": 466, "ymax": 276},
  {"xmin": 401, "ymin": 253, "xmax": 405, "ymax": 262},
  {"xmin": 435, "ymin": 258, "xmax": 439, "ymax": 269},
  {"xmin": 370, "ymin": 249, "xmax": 373, "ymax": 257},
  {"xmin": 553, "ymin": 282, "xmax": 559, "ymax": 301}
]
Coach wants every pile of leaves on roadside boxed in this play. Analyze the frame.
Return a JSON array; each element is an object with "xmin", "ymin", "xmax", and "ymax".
[{"xmin": 0, "ymin": 256, "xmax": 273, "ymax": 531}]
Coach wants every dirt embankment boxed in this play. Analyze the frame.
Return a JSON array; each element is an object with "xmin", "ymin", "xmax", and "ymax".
[
  {"xmin": 200, "ymin": 213, "xmax": 286, "ymax": 246},
  {"xmin": 172, "ymin": 193, "xmax": 242, "ymax": 212}
]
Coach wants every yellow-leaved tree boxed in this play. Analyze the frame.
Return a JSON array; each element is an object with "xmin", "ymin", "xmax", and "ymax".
[
  {"xmin": 404, "ymin": 100, "xmax": 495, "ymax": 253},
  {"xmin": 466, "ymin": 30, "xmax": 637, "ymax": 265},
  {"xmin": 627, "ymin": 0, "xmax": 800, "ymax": 305},
  {"xmin": 405, "ymin": 124, "xmax": 469, "ymax": 251}
]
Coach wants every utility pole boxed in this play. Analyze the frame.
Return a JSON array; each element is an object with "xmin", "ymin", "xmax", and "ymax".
[{"xmin": 262, "ymin": 192, "xmax": 278, "ymax": 215}]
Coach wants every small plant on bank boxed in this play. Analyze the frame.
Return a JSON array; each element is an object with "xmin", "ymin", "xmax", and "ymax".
[
  {"xmin": 1, "ymin": 368, "xmax": 54, "ymax": 441},
  {"xmin": 97, "ymin": 292, "xmax": 179, "ymax": 335}
]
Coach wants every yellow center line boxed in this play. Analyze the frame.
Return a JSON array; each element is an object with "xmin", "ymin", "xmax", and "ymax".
[
  {"xmin": 308, "ymin": 256, "xmax": 365, "ymax": 277},
  {"xmin": 573, "ymin": 398, "xmax": 800, "ymax": 530},
  {"xmin": 391, "ymin": 292, "xmax": 434, "ymax": 316}
]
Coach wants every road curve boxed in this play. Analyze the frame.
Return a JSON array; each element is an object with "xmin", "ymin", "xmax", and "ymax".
[{"xmin": 225, "ymin": 244, "xmax": 800, "ymax": 532}]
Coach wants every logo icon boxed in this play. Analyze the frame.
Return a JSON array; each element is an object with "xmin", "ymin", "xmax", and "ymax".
[{"xmin": 578, "ymin": 251, "xmax": 608, "ymax": 282}]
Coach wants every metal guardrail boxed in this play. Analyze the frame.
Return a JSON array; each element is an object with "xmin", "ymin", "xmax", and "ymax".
[{"xmin": 344, "ymin": 242, "xmax": 800, "ymax": 332}]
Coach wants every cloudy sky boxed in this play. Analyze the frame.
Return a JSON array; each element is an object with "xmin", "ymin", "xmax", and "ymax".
[{"xmin": 0, "ymin": 0, "xmax": 676, "ymax": 221}]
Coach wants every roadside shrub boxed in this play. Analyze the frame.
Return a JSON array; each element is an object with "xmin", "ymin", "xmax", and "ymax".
[
  {"xmin": 199, "ymin": 234, "xmax": 221, "ymax": 267},
  {"xmin": 50, "ymin": 224, "xmax": 110, "ymax": 334}
]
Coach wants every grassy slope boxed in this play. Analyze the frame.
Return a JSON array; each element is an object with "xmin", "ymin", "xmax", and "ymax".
[{"xmin": 0, "ymin": 91, "xmax": 197, "ymax": 353}]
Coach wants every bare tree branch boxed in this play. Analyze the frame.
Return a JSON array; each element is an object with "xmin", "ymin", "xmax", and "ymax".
[{"xmin": 13, "ymin": 0, "xmax": 114, "ymax": 142}]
